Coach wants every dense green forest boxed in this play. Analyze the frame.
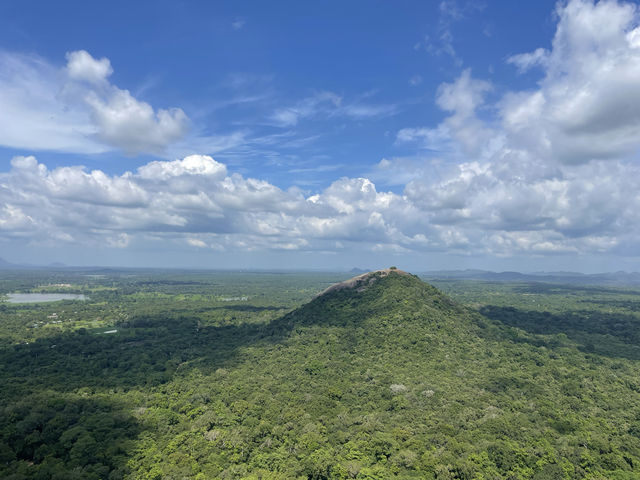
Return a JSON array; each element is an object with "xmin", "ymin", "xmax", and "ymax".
[{"xmin": 1, "ymin": 268, "xmax": 640, "ymax": 479}]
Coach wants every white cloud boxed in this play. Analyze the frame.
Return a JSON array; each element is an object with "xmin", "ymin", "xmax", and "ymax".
[
  {"xmin": 396, "ymin": 126, "xmax": 450, "ymax": 149},
  {"xmin": 85, "ymin": 88, "xmax": 189, "ymax": 155},
  {"xmin": 0, "ymin": 154, "xmax": 430, "ymax": 253},
  {"xmin": 232, "ymin": 18, "xmax": 246, "ymax": 30},
  {"xmin": 507, "ymin": 48, "xmax": 549, "ymax": 73},
  {"xmin": 407, "ymin": 0, "xmax": 640, "ymax": 166},
  {"xmin": 341, "ymin": 103, "xmax": 398, "ymax": 118},
  {"xmin": 106, "ymin": 233, "xmax": 130, "ymax": 248},
  {"xmin": 369, "ymin": 157, "xmax": 435, "ymax": 186},
  {"xmin": 502, "ymin": 0, "xmax": 640, "ymax": 163},
  {"xmin": 417, "ymin": 0, "xmax": 484, "ymax": 66},
  {"xmin": 1, "ymin": 145, "xmax": 638, "ymax": 260},
  {"xmin": 66, "ymin": 50, "xmax": 113, "ymax": 84},
  {"xmin": 138, "ymin": 154, "xmax": 227, "ymax": 180},
  {"xmin": 9, "ymin": 155, "xmax": 148, "ymax": 207},
  {"xmin": 271, "ymin": 108, "xmax": 301, "ymax": 127},
  {"xmin": 404, "ymin": 156, "xmax": 640, "ymax": 242},
  {"xmin": 0, "ymin": 204, "xmax": 35, "ymax": 232},
  {"xmin": 397, "ymin": 69, "xmax": 493, "ymax": 157},
  {"xmin": 409, "ymin": 75, "xmax": 423, "ymax": 86},
  {"xmin": 0, "ymin": 51, "xmax": 105, "ymax": 154},
  {"xmin": 393, "ymin": 0, "xmax": 640, "ymax": 258},
  {"xmin": 0, "ymin": 49, "xmax": 189, "ymax": 156},
  {"xmin": 435, "ymin": 68, "xmax": 491, "ymax": 117},
  {"xmin": 187, "ymin": 238, "xmax": 207, "ymax": 248},
  {"xmin": 270, "ymin": 91, "xmax": 342, "ymax": 127},
  {"xmin": 270, "ymin": 91, "xmax": 397, "ymax": 127},
  {"xmin": 66, "ymin": 50, "xmax": 189, "ymax": 155}
]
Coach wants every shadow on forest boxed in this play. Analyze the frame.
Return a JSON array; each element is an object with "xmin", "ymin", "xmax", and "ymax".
[
  {"xmin": 0, "ymin": 305, "xmax": 309, "ymax": 478},
  {"xmin": 0, "ymin": 392, "xmax": 140, "ymax": 479},
  {"xmin": 480, "ymin": 305, "xmax": 640, "ymax": 361},
  {"xmin": 0, "ymin": 282, "xmax": 453, "ymax": 477},
  {"xmin": 1, "ymin": 318, "xmax": 297, "ymax": 396},
  {"xmin": 1, "ymin": 290, "xmax": 360, "ymax": 398},
  {"xmin": 576, "ymin": 298, "xmax": 640, "ymax": 312}
]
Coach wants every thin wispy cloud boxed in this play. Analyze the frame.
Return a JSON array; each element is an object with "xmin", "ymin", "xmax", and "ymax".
[
  {"xmin": 409, "ymin": 75, "xmax": 423, "ymax": 86},
  {"xmin": 232, "ymin": 18, "xmax": 246, "ymax": 30},
  {"xmin": 269, "ymin": 91, "xmax": 399, "ymax": 127},
  {"xmin": 416, "ymin": 0, "xmax": 485, "ymax": 66}
]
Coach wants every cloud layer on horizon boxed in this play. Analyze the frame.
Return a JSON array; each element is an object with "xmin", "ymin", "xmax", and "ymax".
[{"xmin": 1, "ymin": 150, "xmax": 638, "ymax": 258}]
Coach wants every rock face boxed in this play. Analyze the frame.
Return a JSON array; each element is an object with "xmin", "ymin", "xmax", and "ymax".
[
  {"xmin": 284, "ymin": 267, "xmax": 457, "ymax": 330},
  {"xmin": 314, "ymin": 267, "xmax": 414, "ymax": 298}
]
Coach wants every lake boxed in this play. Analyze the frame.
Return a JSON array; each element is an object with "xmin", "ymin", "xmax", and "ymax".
[{"xmin": 4, "ymin": 293, "xmax": 88, "ymax": 303}]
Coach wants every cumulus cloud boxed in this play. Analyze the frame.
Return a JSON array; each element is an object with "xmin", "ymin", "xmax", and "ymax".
[
  {"xmin": 502, "ymin": 0, "xmax": 640, "ymax": 163},
  {"xmin": 84, "ymin": 88, "xmax": 188, "ymax": 155},
  {"xmin": 66, "ymin": 50, "xmax": 189, "ymax": 155},
  {"xmin": 404, "ymin": 0, "xmax": 640, "ymax": 165},
  {"xmin": 2, "ymin": 148, "xmax": 637, "ymax": 259},
  {"xmin": 403, "ymin": 156, "xmax": 640, "ymax": 245},
  {"xmin": 393, "ymin": 0, "xmax": 640, "ymax": 258},
  {"xmin": 0, "ymin": 154, "xmax": 440, "ymax": 254},
  {"xmin": 397, "ymin": 69, "xmax": 493, "ymax": 157},
  {"xmin": 0, "ymin": 49, "xmax": 189, "ymax": 155},
  {"xmin": 507, "ymin": 47, "xmax": 549, "ymax": 73},
  {"xmin": 0, "ymin": 204, "xmax": 36, "ymax": 232},
  {"xmin": 138, "ymin": 154, "xmax": 227, "ymax": 180},
  {"xmin": 66, "ymin": 50, "xmax": 113, "ymax": 84},
  {"xmin": 0, "ymin": 51, "xmax": 105, "ymax": 154}
]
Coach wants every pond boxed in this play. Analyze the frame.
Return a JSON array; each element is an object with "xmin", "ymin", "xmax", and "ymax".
[{"xmin": 4, "ymin": 293, "xmax": 88, "ymax": 303}]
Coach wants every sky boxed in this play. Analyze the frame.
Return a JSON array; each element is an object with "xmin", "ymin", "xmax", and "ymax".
[{"xmin": 0, "ymin": 0, "xmax": 639, "ymax": 272}]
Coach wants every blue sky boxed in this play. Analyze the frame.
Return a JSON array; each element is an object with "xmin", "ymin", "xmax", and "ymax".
[{"xmin": 0, "ymin": 0, "xmax": 639, "ymax": 272}]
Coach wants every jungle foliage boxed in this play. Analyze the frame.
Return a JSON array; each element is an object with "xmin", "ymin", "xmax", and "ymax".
[{"xmin": 1, "ymin": 269, "xmax": 640, "ymax": 479}]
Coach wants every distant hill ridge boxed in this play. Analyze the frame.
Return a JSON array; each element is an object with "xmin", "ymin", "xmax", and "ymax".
[{"xmin": 422, "ymin": 269, "xmax": 640, "ymax": 286}]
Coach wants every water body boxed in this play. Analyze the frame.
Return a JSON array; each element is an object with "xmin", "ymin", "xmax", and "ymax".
[{"xmin": 4, "ymin": 293, "xmax": 87, "ymax": 303}]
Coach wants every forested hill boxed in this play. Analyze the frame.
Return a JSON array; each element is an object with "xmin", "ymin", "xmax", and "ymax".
[
  {"xmin": 271, "ymin": 268, "xmax": 473, "ymax": 342},
  {"xmin": 2, "ymin": 269, "xmax": 640, "ymax": 478}
]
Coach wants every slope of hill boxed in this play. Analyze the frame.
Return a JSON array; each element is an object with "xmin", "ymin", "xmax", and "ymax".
[{"xmin": 1, "ymin": 270, "xmax": 640, "ymax": 479}]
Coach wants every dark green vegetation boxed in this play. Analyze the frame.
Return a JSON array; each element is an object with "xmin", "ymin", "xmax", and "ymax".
[{"xmin": 1, "ymin": 269, "xmax": 640, "ymax": 479}]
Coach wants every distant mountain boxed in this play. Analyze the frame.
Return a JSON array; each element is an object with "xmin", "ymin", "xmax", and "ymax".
[
  {"xmin": 348, "ymin": 267, "xmax": 369, "ymax": 274},
  {"xmin": 0, "ymin": 257, "xmax": 26, "ymax": 269},
  {"xmin": 589, "ymin": 271, "xmax": 640, "ymax": 285},
  {"xmin": 48, "ymin": 262, "xmax": 68, "ymax": 268},
  {"xmin": 0, "ymin": 257, "xmax": 53, "ymax": 270},
  {"xmin": 422, "ymin": 268, "xmax": 640, "ymax": 285}
]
